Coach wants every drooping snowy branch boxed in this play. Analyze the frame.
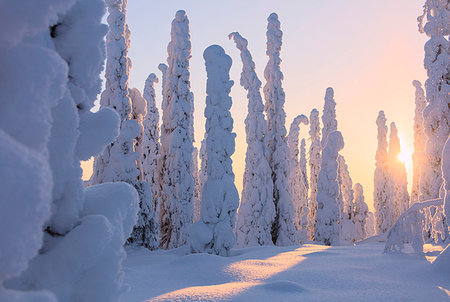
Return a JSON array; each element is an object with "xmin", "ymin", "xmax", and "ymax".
[
  {"xmin": 263, "ymin": 13, "xmax": 297, "ymax": 246},
  {"xmin": 229, "ymin": 32, "xmax": 275, "ymax": 247},
  {"xmin": 315, "ymin": 131, "xmax": 345, "ymax": 245},
  {"xmin": 190, "ymin": 45, "xmax": 239, "ymax": 256},
  {"xmin": 158, "ymin": 10, "xmax": 195, "ymax": 249}
]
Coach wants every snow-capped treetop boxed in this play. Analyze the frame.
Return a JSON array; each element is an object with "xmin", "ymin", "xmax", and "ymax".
[
  {"xmin": 321, "ymin": 87, "xmax": 338, "ymax": 148},
  {"xmin": 287, "ymin": 115, "xmax": 309, "ymax": 163},
  {"xmin": 130, "ymin": 88, "xmax": 147, "ymax": 118},
  {"xmin": 158, "ymin": 63, "xmax": 168, "ymax": 110},
  {"xmin": 100, "ymin": 0, "xmax": 132, "ymax": 122},
  {"xmin": 376, "ymin": 111, "xmax": 389, "ymax": 165},
  {"xmin": 143, "ymin": 73, "xmax": 158, "ymax": 104}
]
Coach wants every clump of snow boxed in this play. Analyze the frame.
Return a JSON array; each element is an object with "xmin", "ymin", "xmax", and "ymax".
[
  {"xmin": 229, "ymin": 32, "xmax": 275, "ymax": 247},
  {"xmin": 263, "ymin": 13, "xmax": 297, "ymax": 246},
  {"xmin": 158, "ymin": 10, "xmax": 195, "ymax": 249},
  {"xmin": 190, "ymin": 45, "xmax": 239, "ymax": 256},
  {"xmin": 315, "ymin": 131, "xmax": 344, "ymax": 245}
]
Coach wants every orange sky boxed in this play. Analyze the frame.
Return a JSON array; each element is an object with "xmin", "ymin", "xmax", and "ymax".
[{"xmin": 82, "ymin": 0, "xmax": 428, "ymax": 212}]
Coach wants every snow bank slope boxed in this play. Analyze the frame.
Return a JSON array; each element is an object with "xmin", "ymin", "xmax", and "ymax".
[{"xmin": 123, "ymin": 243, "xmax": 449, "ymax": 302}]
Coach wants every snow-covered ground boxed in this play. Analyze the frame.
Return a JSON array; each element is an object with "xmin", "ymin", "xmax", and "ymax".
[{"xmin": 123, "ymin": 243, "xmax": 449, "ymax": 301}]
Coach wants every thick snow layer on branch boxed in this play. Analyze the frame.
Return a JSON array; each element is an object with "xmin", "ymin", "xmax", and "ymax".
[
  {"xmin": 263, "ymin": 13, "xmax": 297, "ymax": 246},
  {"xmin": 315, "ymin": 131, "xmax": 344, "ymax": 245},
  {"xmin": 190, "ymin": 45, "xmax": 239, "ymax": 256},
  {"xmin": 374, "ymin": 111, "xmax": 394, "ymax": 234},
  {"xmin": 229, "ymin": 32, "xmax": 275, "ymax": 247},
  {"xmin": 158, "ymin": 10, "xmax": 195, "ymax": 249},
  {"xmin": 308, "ymin": 109, "xmax": 321, "ymax": 240}
]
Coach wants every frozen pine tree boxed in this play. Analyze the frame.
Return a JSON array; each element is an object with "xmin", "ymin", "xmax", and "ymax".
[
  {"xmin": 338, "ymin": 155, "xmax": 357, "ymax": 244},
  {"xmin": 190, "ymin": 45, "xmax": 239, "ymax": 256},
  {"xmin": 300, "ymin": 139, "xmax": 309, "ymax": 197},
  {"xmin": 353, "ymin": 183, "xmax": 369, "ymax": 241},
  {"xmin": 263, "ymin": 13, "xmax": 297, "ymax": 246},
  {"xmin": 418, "ymin": 0, "xmax": 450, "ymax": 202},
  {"xmin": 321, "ymin": 87, "xmax": 338, "ymax": 148},
  {"xmin": 365, "ymin": 212, "xmax": 376, "ymax": 238},
  {"xmin": 308, "ymin": 109, "xmax": 321, "ymax": 240},
  {"xmin": 388, "ymin": 122, "xmax": 410, "ymax": 221},
  {"xmin": 229, "ymin": 32, "xmax": 275, "ymax": 247},
  {"xmin": 315, "ymin": 131, "xmax": 345, "ymax": 245},
  {"xmin": 142, "ymin": 73, "xmax": 161, "ymax": 220},
  {"xmin": 411, "ymin": 80, "xmax": 427, "ymax": 204},
  {"xmin": 374, "ymin": 111, "xmax": 394, "ymax": 234},
  {"xmin": 129, "ymin": 88, "xmax": 147, "ymax": 178},
  {"xmin": 192, "ymin": 146, "xmax": 201, "ymax": 222},
  {"xmin": 158, "ymin": 10, "xmax": 195, "ymax": 249},
  {"xmin": 287, "ymin": 115, "xmax": 309, "ymax": 242}
]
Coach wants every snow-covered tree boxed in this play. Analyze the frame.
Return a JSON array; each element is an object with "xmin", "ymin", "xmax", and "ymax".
[
  {"xmin": 229, "ymin": 32, "xmax": 275, "ymax": 247},
  {"xmin": 190, "ymin": 45, "xmax": 239, "ymax": 256},
  {"xmin": 321, "ymin": 87, "xmax": 338, "ymax": 148},
  {"xmin": 130, "ymin": 88, "xmax": 147, "ymax": 178},
  {"xmin": 374, "ymin": 111, "xmax": 394, "ymax": 234},
  {"xmin": 287, "ymin": 115, "xmax": 309, "ymax": 242},
  {"xmin": 388, "ymin": 122, "xmax": 410, "ymax": 221},
  {"xmin": 192, "ymin": 147, "xmax": 201, "ymax": 222},
  {"xmin": 308, "ymin": 108, "xmax": 321, "ymax": 240},
  {"xmin": 0, "ymin": 0, "xmax": 139, "ymax": 300},
  {"xmin": 315, "ymin": 131, "xmax": 345, "ymax": 246},
  {"xmin": 338, "ymin": 155, "xmax": 357, "ymax": 244},
  {"xmin": 158, "ymin": 10, "xmax": 195, "ymax": 249},
  {"xmin": 142, "ymin": 73, "xmax": 161, "ymax": 221},
  {"xmin": 418, "ymin": 0, "xmax": 450, "ymax": 202},
  {"xmin": 365, "ymin": 212, "xmax": 376, "ymax": 238},
  {"xmin": 263, "ymin": 13, "xmax": 297, "ymax": 246},
  {"xmin": 411, "ymin": 80, "xmax": 427, "ymax": 204},
  {"xmin": 353, "ymin": 183, "xmax": 369, "ymax": 241}
]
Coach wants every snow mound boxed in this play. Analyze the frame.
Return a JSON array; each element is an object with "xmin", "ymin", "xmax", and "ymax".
[{"xmin": 260, "ymin": 280, "xmax": 307, "ymax": 292}]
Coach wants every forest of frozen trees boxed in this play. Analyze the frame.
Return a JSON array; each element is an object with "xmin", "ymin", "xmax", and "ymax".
[{"xmin": 0, "ymin": 0, "xmax": 449, "ymax": 301}]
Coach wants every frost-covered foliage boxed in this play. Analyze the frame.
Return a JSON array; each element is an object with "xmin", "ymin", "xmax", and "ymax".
[
  {"xmin": 0, "ymin": 0, "xmax": 139, "ymax": 300},
  {"xmin": 229, "ymin": 32, "xmax": 275, "ymax": 247},
  {"xmin": 353, "ymin": 183, "xmax": 369, "ymax": 241},
  {"xmin": 374, "ymin": 111, "xmax": 394, "ymax": 234},
  {"xmin": 321, "ymin": 88, "xmax": 338, "ymax": 148},
  {"xmin": 190, "ymin": 45, "xmax": 239, "ymax": 256},
  {"xmin": 365, "ymin": 212, "xmax": 376, "ymax": 238},
  {"xmin": 384, "ymin": 198, "xmax": 443, "ymax": 254},
  {"xmin": 287, "ymin": 115, "xmax": 310, "ymax": 242},
  {"xmin": 128, "ymin": 88, "xmax": 158, "ymax": 250},
  {"xmin": 388, "ymin": 122, "xmax": 410, "ymax": 221},
  {"xmin": 315, "ymin": 131, "xmax": 345, "ymax": 245},
  {"xmin": 142, "ymin": 73, "xmax": 161, "ymax": 224},
  {"xmin": 338, "ymin": 155, "xmax": 357, "ymax": 244},
  {"xmin": 418, "ymin": 0, "xmax": 450, "ymax": 202},
  {"xmin": 263, "ymin": 13, "xmax": 297, "ymax": 246},
  {"xmin": 158, "ymin": 10, "xmax": 195, "ymax": 249},
  {"xmin": 411, "ymin": 80, "xmax": 427, "ymax": 204},
  {"xmin": 308, "ymin": 109, "xmax": 321, "ymax": 240},
  {"xmin": 300, "ymin": 139, "xmax": 309, "ymax": 196}
]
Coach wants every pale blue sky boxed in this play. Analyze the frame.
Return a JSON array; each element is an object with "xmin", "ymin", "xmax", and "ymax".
[{"xmin": 86, "ymin": 0, "xmax": 428, "ymax": 210}]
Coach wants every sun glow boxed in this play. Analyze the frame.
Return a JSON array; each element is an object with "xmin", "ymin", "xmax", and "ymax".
[{"xmin": 397, "ymin": 136, "xmax": 412, "ymax": 171}]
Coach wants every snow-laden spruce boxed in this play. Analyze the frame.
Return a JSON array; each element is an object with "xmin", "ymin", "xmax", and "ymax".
[
  {"xmin": 229, "ymin": 32, "xmax": 275, "ymax": 247},
  {"xmin": 287, "ymin": 115, "xmax": 310, "ymax": 242},
  {"xmin": 418, "ymin": 0, "xmax": 450, "ymax": 202},
  {"xmin": 142, "ymin": 73, "xmax": 161, "ymax": 225},
  {"xmin": 374, "ymin": 111, "xmax": 394, "ymax": 234},
  {"xmin": 190, "ymin": 45, "xmax": 239, "ymax": 256},
  {"xmin": 353, "ymin": 183, "xmax": 369, "ymax": 241},
  {"xmin": 338, "ymin": 155, "xmax": 357, "ymax": 244},
  {"xmin": 196, "ymin": 139, "xmax": 208, "ymax": 221},
  {"xmin": 128, "ymin": 87, "xmax": 158, "ymax": 250},
  {"xmin": 411, "ymin": 80, "xmax": 427, "ymax": 204},
  {"xmin": 192, "ymin": 146, "xmax": 201, "ymax": 222},
  {"xmin": 263, "ymin": 13, "xmax": 297, "ymax": 246},
  {"xmin": 158, "ymin": 10, "xmax": 195, "ymax": 249},
  {"xmin": 321, "ymin": 88, "xmax": 338, "ymax": 148},
  {"xmin": 308, "ymin": 108, "xmax": 322, "ymax": 240},
  {"xmin": 388, "ymin": 122, "xmax": 410, "ymax": 221},
  {"xmin": 315, "ymin": 131, "xmax": 345, "ymax": 245},
  {"xmin": 0, "ymin": 0, "xmax": 139, "ymax": 300},
  {"xmin": 300, "ymin": 139, "xmax": 309, "ymax": 199}
]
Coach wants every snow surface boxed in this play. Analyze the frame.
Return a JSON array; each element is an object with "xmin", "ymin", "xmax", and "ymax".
[{"xmin": 122, "ymin": 243, "xmax": 450, "ymax": 302}]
